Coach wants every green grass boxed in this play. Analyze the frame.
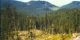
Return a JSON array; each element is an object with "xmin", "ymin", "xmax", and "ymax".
[
  {"xmin": 49, "ymin": 7, "xmax": 59, "ymax": 11},
  {"xmin": 34, "ymin": 34, "xmax": 72, "ymax": 40}
]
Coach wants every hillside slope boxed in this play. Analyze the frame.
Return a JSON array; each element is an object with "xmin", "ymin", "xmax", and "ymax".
[
  {"xmin": 60, "ymin": 1, "xmax": 80, "ymax": 9},
  {"xmin": 1, "ymin": 0, "xmax": 59, "ymax": 16}
]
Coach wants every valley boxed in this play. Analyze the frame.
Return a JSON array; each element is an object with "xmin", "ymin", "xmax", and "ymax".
[{"xmin": 1, "ymin": 0, "xmax": 80, "ymax": 40}]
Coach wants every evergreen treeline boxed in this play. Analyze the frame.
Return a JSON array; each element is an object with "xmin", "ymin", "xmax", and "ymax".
[
  {"xmin": 39, "ymin": 8, "xmax": 80, "ymax": 34},
  {"xmin": 1, "ymin": 5, "xmax": 80, "ymax": 40}
]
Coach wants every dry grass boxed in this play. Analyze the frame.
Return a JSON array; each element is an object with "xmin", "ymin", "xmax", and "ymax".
[{"xmin": 13, "ymin": 30, "xmax": 74, "ymax": 40}]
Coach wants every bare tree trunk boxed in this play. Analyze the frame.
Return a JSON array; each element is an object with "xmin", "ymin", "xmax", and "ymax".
[{"xmin": 34, "ymin": 25, "xmax": 36, "ymax": 33}]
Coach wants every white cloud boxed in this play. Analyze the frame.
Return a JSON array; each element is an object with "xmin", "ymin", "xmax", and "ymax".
[{"xmin": 15, "ymin": 0, "xmax": 80, "ymax": 7}]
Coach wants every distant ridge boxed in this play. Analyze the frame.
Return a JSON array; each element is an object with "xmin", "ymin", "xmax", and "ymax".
[
  {"xmin": 60, "ymin": 1, "xmax": 80, "ymax": 9},
  {"xmin": 1, "ymin": 0, "xmax": 59, "ymax": 16}
]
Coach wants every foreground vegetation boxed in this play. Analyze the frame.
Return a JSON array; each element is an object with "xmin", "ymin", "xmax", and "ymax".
[
  {"xmin": 13, "ymin": 29, "xmax": 72, "ymax": 40},
  {"xmin": 1, "ymin": 4, "xmax": 80, "ymax": 40}
]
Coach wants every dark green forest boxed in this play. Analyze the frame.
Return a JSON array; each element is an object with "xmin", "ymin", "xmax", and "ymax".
[{"xmin": 1, "ymin": 5, "xmax": 80, "ymax": 40}]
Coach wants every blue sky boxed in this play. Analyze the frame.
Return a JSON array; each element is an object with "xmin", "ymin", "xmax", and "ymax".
[{"xmin": 16, "ymin": 0, "xmax": 80, "ymax": 7}]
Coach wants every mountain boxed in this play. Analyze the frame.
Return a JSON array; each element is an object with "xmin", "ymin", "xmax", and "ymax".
[
  {"xmin": 60, "ymin": 1, "xmax": 80, "ymax": 9},
  {"xmin": 1, "ymin": 0, "xmax": 59, "ymax": 16}
]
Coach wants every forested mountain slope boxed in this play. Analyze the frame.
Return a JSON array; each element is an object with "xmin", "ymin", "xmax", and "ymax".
[
  {"xmin": 60, "ymin": 1, "xmax": 80, "ymax": 9},
  {"xmin": 1, "ymin": 0, "xmax": 59, "ymax": 16}
]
